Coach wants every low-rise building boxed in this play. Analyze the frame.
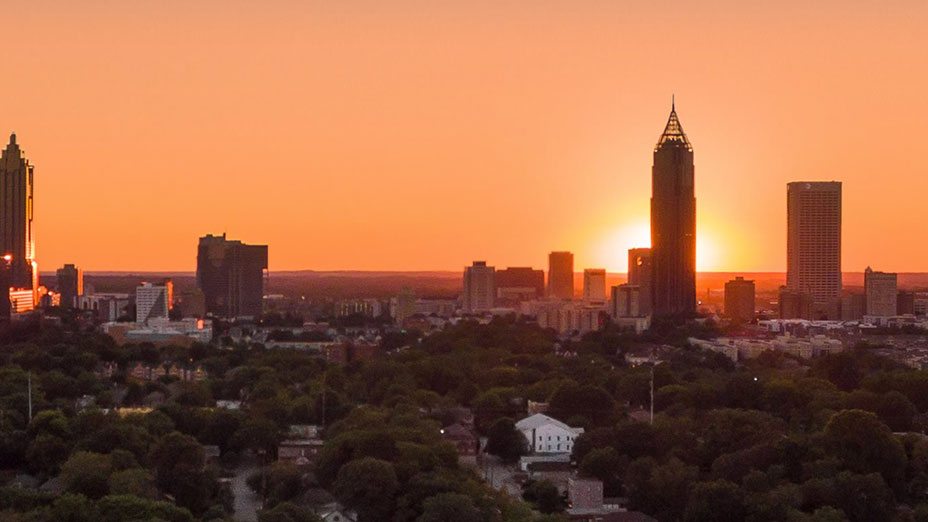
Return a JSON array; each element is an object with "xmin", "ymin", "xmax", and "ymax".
[{"xmin": 515, "ymin": 413, "xmax": 584, "ymax": 454}]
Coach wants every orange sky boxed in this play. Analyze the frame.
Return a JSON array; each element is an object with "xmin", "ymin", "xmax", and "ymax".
[{"xmin": 7, "ymin": 1, "xmax": 928, "ymax": 272}]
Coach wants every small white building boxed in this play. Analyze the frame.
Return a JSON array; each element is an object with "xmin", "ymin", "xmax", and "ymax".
[{"xmin": 515, "ymin": 413, "xmax": 584, "ymax": 454}]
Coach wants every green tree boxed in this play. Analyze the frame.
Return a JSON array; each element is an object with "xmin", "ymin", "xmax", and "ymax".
[
  {"xmin": 823, "ymin": 410, "xmax": 906, "ymax": 488},
  {"xmin": 683, "ymin": 480, "xmax": 745, "ymax": 522},
  {"xmin": 485, "ymin": 418, "xmax": 526, "ymax": 463},
  {"xmin": 522, "ymin": 480, "xmax": 564, "ymax": 514},
  {"xmin": 417, "ymin": 493, "xmax": 482, "ymax": 522},
  {"xmin": 332, "ymin": 457, "xmax": 399, "ymax": 522},
  {"xmin": 60, "ymin": 451, "xmax": 113, "ymax": 499}
]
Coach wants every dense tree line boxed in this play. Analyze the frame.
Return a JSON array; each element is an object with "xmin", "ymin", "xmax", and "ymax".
[{"xmin": 3, "ymin": 316, "xmax": 928, "ymax": 521}]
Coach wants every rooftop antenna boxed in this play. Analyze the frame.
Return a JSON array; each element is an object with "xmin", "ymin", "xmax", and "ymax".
[{"xmin": 671, "ymin": 94, "xmax": 675, "ymax": 111}]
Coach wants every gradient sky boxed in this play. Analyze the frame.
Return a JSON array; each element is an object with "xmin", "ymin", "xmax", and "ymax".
[{"xmin": 7, "ymin": 0, "xmax": 928, "ymax": 272}]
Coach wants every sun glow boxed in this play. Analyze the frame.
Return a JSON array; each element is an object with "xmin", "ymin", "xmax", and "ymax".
[{"xmin": 598, "ymin": 222, "xmax": 722, "ymax": 273}]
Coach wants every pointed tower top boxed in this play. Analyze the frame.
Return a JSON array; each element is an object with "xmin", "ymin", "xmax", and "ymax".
[
  {"xmin": 9, "ymin": 133, "xmax": 15, "ymax": 145},
  {"xmin": 655, "ymin": 100, "xmax": 691, "ymax": 152}
]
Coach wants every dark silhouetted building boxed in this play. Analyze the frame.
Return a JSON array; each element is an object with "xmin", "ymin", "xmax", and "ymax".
[
  {"xmin": 583, "ymin": 268, "xmax": 606, "ymax": 304},
  {"xmin": 496, "ymin": 267, "xmax": 544, "ymax": 304},
  {"xmin": 627, "ymin": 247, "xmax": 653, "ymax": 316},
  {"xmin": 0, "ymin": 134, "xmax": 37, "ymax": 299},
  {"xmin": 864, "ymin": 267, "xmax": 897, "ymax": 318},
  {"xmin": 56, "ymin": 264, "xmax": 83, "ymax": 309},
  {"xmin": 547, "ymin": 251, "xmax": 574, "ymax": 299},
  {"xmin": 787, "ymin": 181, "xmax": 842, "ymax": 318},
  {"xmin": 650, "ymin": 102, "xmax": 696, "ymax": 317},
  {"xmin": 841, "ymin": 293, "xmax": 865, "ymax": 321},
  {"xmin": 724, "ymin": 277, "xmax": 755, "ymax": 323},
  {"xmin": 898, "ymin": 291, "xmax": 916, "ymax": 316},
  {"xmin": 196, "ymin": 234, "xmax": 268, "ymax": 319},
  {"xmin": 463, "ymin": 261, "xmax": 495, "ymax": 313},
  {"xmin": 779, "ymin": 286, "xmax": 814, "ymax": 320}
]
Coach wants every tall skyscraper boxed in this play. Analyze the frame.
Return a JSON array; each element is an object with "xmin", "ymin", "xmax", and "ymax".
[
  {"xmin": 864, "ymin": 267, "xmax": 897, "ymax": 318},
  {"xmin": 582, "ymin": 268, "xmax": 606, "ymax": 303},
  {"xmin": 627, "ymin": 248, "xmax": 653, "ymax": 316},
  {"xmin": 136, "ymin": 282, "xmax": 169, "ymax": 324},
  {"xmin": 650, "ymin": 102, "xmax": 696, "ymax": 316},
  {"xmin": 463, "ymin": 261, "xmax": 495, "ymax": 313},
  {"xmin": 56, "ymin": 264, "xmax": 83, "ymax": 309},
  {"xmin": 547, "ymin": 251, "xmax": 574, "ymax": 299},
  {"xmin": 786, "ymin": 181, "xmax": 842, "ymax": 317},
  {"xmin": 724, "ymin": 277, "xmax": 755, "ymax": 323},
  {"xmin": 196, "ymin": 234, "xmax": 268, "ymax": 318},
  {"xmin": 0, "ymin": 134, "xmax": 37, "ymax": 298}
]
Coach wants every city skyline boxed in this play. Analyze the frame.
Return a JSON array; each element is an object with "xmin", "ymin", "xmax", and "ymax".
[{"xmin": 6, "ymin": 1, "xmax": 928, "ymax": 272}]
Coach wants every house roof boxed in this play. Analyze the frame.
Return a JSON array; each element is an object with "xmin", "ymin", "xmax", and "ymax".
[{"xmin": 515, "ymin": 413, "xmax": 579, "ymax": 432}]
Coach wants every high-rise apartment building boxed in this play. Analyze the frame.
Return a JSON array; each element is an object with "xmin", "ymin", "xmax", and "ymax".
[
  {"xmin": 583, "ymin": 269, "xmax": 606, "ymax": 303},
  {"xmin": 136, "ymin": 282, "xmax": 169, "ymax": 324},
  {"xmin": 786, "ymin": 182, "xmax": 842, "ymax": 317},
  {"xmin": 627, "ymin": 248, "xmax": 653, "ymax": 316},
  {"xmin": 724, "ymin": 277, "xmax": 755, "ymax": 323},
  {"xmin": 864, "ymin": 267, "xmax": 897, "ymax": 317},
  {"xmin": 393, "ymin": 286, "xmax": 417, "ymax": 325},
  {"xmin": 463, "ymin": 261, "xmax": 495, "ymax": 313},
  {"xmin": 547, "ymin": 251, "xmax": 574, "ymax": 299},
  {"xmin": 56, "ymin": 264, "xmax": 83, "ymax": 309},
  {"xmin": 196, "ymin": 234, "xmax": 268, "ymax": 318},
  {"xmin": 650, "ymin": 103, "xmax": 696, "ymax": 316},
  {"xmin": 0, "ymin": 134, "xmax": 37, "ymax": 299}
]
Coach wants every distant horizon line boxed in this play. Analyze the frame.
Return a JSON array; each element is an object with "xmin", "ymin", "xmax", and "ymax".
[{"xmin": 36, "ymin": 270, "xmax": 928, "ymax": 277}]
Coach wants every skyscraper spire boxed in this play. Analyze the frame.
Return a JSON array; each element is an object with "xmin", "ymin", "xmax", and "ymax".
[{"xmin": 655, "ymin": 99, "xmax": 691, "ymax": 151}]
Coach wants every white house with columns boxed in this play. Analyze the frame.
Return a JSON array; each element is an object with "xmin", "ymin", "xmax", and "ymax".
[{"xmin": 515, "ymin": 413, "xmax": 584, "ymax": 454}]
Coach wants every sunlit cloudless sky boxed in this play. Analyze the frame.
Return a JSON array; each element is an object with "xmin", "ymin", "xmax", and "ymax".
[{"xmin": 6, "ymin": 0, "xmax": 928, "ymax": 272}]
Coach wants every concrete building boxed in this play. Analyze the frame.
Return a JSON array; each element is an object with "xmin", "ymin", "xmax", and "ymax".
[
  {"xmin": 515, "ymin": 413, "xmax": 584, "ymax": 454},
  {"xmin": 196, "ymin": 234, "xmax": 268, "ymax": 319},
  {"xmin": 898, "ymin": 291, "xmax": 916, "ymax": 316},
  {"xmin": 724, "ymin": 277, "xmax": 755, "ymax": 322},
  {"xmin": 334, "ymin": 298, "xmax": 382, "ymax": 318},
  {"xmin": 547, "ymin": 251, "xmax": 574, "ymax": 299},
  {"xmin": 786, "ymin": 181, "xmax": 842, "ymax": 318},
  {"xmin": 0, "ymin": 134, "xmax": 37, "ymax": 301},
  {"xmin": 136, "ymin": 282, "xmax": 169, "ymax": 324},
  {"xmin": 841, "ymin": 293, "xmax": 866, "ymax": 321},
  {"xmin": 391, "ymin": 286, "xmax": 417, "ymax": 324},
  {"xmin": 651, "ymin": 103, "xmax": 696, "ymax": 317},
  {"xmin": 778, "ymin": 287, "xmax": 813, "ymax": 320},
  {"xmin": 627, "ymin": 248, "xmax": 652, "ymax": 316},
  {"xmin": 463, "ymin": 261, "xmax": 495, "ymax": 313},
  {"xmin": 611, "ymin": 285, "xmax": 641, "ymax": 318},
  {"xmin": 56, "ymin": 264, "xmax": 83, "ymax": 309},
  {"xmin": 496, "ymin": 267, "xmax": 545, "ymax": 304},
  {"xmin": 865, "ymin": 267, "xmax": 897, "ymax": 317},
  {"xmin": 583, "ymin": 269, "xmax": 606, "ymax": 304}
]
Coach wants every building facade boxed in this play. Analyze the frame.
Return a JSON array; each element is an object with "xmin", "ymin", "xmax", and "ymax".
[
  {"xmin": 582, "ymin": 268, "xmax": 606, "ymax": 304},
  {"xmin": 650, "ymin": 103, "xmax": 696, "ymax": 317},
  {"xmin": 463, "ymin": 261, "xmax": 495, "ymax": 313},
  {"xmin": 136, "ymin": 282, "xmax": 170, "ymax": 324},
  {"xmin": 196, "ymin": 234, "xmax": 268, "ymax": 319},
  {"xmin": 56, "ymin": 264, "xmax": 83, "ymax": 309},
  {"xmin": 724, "ymin": 277, "xmax": 755, "ymax": 323},
  {"xmin": 547, "ymin": 251, "xmax": 574, "ymax": 299},
  {"xmin": 627, "ymin": 247, "xmax": 653, "ymax": 316},
  {"xmin": 0, "ymin": 134, "xmax": 37, "ymax": 299},
  {"xmin": 786, "ymin": 181, "xmax": 842, "ymax": 318},
  {"xmin": 865, "ymin": 267, "xmax": 897, "ymax": 317},
  {"xmin": 496, "ymin": 267, "xmax": 545, "ymax": 304}
]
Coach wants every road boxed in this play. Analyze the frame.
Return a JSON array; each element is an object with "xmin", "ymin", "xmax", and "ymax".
[{"xmin": 231, "ymin": 457, "xmax": 262, "ymax": 522}]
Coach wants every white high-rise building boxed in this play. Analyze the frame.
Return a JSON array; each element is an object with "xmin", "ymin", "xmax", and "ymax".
[
  {"xmin": 136, "ymin": 282, "xmax": 169, "ymax": 324},
  {"xmin": 583, "ymin": 269, "xmax": 606, "ymax": 304},
  {"xmin": 463, "ymin": 261, "xmax": 495, "ymax": 313}
]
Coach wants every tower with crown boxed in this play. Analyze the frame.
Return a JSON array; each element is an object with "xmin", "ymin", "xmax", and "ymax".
[{"xmin": 650, "ymin": 99, "xmax": 696, "ymax": 317}]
